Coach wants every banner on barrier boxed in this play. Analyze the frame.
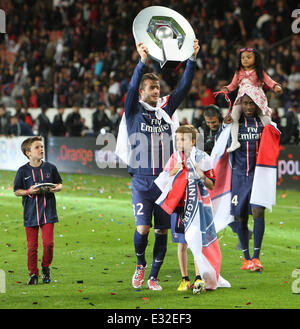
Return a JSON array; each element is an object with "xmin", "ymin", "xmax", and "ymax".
[
  {"xmin": 1, "ymin": 136, "xmax": 299, "ymax": 190},
  {"xmin": 277, "ymin": 145, "xmax": 300, "ymax": 190},
  {"xmin": 0, "ymin": 137, "xmax": 30, "ymax": 170},
  {"xmin": 47, "ymin": 136, "xmax": 128, "ymax": 177}
]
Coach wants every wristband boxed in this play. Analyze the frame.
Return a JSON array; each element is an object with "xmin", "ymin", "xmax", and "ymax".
[{"xmin": 26, "ymin": 189, "xmax": 33, "ymax": 198}]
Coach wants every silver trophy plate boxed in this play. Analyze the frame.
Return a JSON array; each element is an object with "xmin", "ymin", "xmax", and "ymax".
[{"xmin": 133, "ymin": 6, "xmax": 196, "ymax": 68}]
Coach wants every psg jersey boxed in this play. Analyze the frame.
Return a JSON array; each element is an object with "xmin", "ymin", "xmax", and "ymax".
[
  {"xmin": 232, "ymin": 115, "xmax": 263, "ymax": 176},
  {"xmin": 125, "ymin": 60, "xmax": 196, "ymax": 176},
  {"xmin": 14, "ymin": 161, "xmax": 62, "ymax": 227}
]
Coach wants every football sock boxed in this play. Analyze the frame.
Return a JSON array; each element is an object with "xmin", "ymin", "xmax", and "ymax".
[
  {"xmin": 228, "ymin": 221, "xmax": 238, "ymax": 233},
  {"xmin": 253, "ymin": 217, "xmax": 265, "ymax": 259},
  {"xmin": 236, "ymin": 221, "xmax": 250, "ymax": 260},
  {"xmin": 182, "ymin": 276, "xmax": 190, "ymax": 281},
  {"xmin": 134, "ymin": 230, "xmax": 148, "ymax": 267},
  {"xmin": 149, "ymin": 233, "xmax": 168, "ymax": 279},
  {"xmin": 195, "ymin": 275, "xmax": 202, "ymax": 281}
]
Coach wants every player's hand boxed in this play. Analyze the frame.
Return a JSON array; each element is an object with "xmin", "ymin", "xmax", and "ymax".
[
  {"xmin": 49, "ymin": 185, "xmax": 57, "ymax": 193},
  {"xmin": 136, "ymin": 42, "xmax": 149, "ymax": 63},
  {"xmin": 274, "ymin": 84, "xmax": 283, "ymax": 94},
  {"xmin": 192, "ymin": 39, "xmax": 200, "ymax": 58},
  {"xmin": 49, "ymin": 184, "xmax": 62, "ymax": 193},
  {"xmin": 195, "ymin": 163, "xmax": 205, "ymax": 179},
  {"xmin": 224, "ymin": 114, "xmax": 233, "ymax": 124},
  {"xmin": 169, "ymin": 161, "xmax": 183, "ymax": 176},
  {"xmin": 28, "ymin": 185, "xmax": 41, "ymax": 195},
  {"xmin": 220, "ymin": 87, "xmax": 229, "ymax": 93}
]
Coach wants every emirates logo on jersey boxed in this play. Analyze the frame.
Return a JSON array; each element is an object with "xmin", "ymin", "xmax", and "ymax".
[{"xmin": 239, "ymin": 127, "xmax": 261, "ymax": 141}]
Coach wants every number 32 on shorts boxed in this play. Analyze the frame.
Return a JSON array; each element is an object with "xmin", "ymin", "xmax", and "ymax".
[
  {"xmin": 133, "ymin": 203, "xmax": 144, "ymax": 216},
  {"xmin": 231, "ymin": 195, "xmax": 238, "ymax": 206}
]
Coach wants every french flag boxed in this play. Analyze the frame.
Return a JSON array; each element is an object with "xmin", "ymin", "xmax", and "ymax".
[
  {"xmin": 209, "ymin": 124, "xmax": 234, "ymax": 232},
  {"xmin": 210, "ymin": 122, "xmax": 280, "ymax": 228},
  {"xmin": 183, "ymin": 172, "xmax": 226, "ymax": 290},
  {"xmin": 250, "ymin": 124, "xmax": 280, "ymax": 211},
  {"xmin": 155, "ymin": 150, "xmax": 230, "ymax": 289}
]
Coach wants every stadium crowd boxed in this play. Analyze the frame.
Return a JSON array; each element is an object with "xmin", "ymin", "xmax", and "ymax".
[{"xmin": 0, "ymin": 0, "xmax": 299, "ymax": 144}]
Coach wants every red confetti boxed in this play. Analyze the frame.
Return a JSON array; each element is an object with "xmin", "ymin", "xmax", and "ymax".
[
  {"xmin": 246, "ymin": 302, "xmax": 251, "ymax": 305},
  {"xmin": 78, "ymin": 289, "xmax": 82, "ymax": 293},
  {"xmin": 142, "ymin": 297, "xmax": 149, "ymax": 301},
  {"xmin": 110, "ymin": 292, "xmax": 116, "ymax": 295},
  {"xmin": 16, "ymin": 281, "xmax": 22, "ymax": 284},
  {"xmin": 288, "ymin": 154, "xmax": 293, "ymax": 159}
]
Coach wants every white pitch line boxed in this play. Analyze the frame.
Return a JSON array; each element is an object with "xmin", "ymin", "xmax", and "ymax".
[{"xmin": 274, "ymin": 205, "xmax": 300, "ymax": 210}]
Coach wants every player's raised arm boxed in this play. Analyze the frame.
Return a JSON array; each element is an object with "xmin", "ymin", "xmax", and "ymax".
[
  {"xmin": 166, "ymin": 39, "xmax": 200, "ymax": 115},
  {"xmin": 136, "ymin": 42, "xmax": 149, "ymax": 64},
  {"xmin": 124, "ymin": 42, "xmax": 149, "ymax": 118},
  {"xmin": 192, "ymin": 39, "xmax": 200, "ymax": 59}
]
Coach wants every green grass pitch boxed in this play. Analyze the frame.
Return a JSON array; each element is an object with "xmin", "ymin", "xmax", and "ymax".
[{"xmin": 0, "ymin": 169, "xmax": 299, "ymax": 309}]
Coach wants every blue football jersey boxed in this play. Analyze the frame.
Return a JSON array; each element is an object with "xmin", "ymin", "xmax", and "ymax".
[
  {"xmin": 232, "ymin": 115, "xmax": 263, "ymax": 176},
  {"xmin": 14, "ymin": 161, "xmax": 62, "ymax": 227},
  {"xmin": 125, "ymin": 60, "xmax": 196, "ymax": 176}
]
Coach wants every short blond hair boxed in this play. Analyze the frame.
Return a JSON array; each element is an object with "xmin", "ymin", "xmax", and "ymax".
[
  {"xmin": 176, "ymin": 125, "xmax": 198, "ymax": 141},
  {"xmin": 21, "ymin": 136, "xmax": 43, "ymax": 159}
]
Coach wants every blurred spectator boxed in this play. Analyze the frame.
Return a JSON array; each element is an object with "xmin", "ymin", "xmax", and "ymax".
[
  {"xmin": 108, "ymin": 105, "xmax": 121, "ymax": 135},
  {"xmin": 287, "ymin": 65, "xmax": 300, "ymax": 91},
  {"xmin": 52, "ymin": 106, "xmax": 67, "ymax": 136},
  {"xmin": 14, "ymin": 102, "xmax": 24, "ymax": 120},
  {"xmin": 8, "ymin": 115, "xmax": 33, "ymax": 136},
  {"xmin": 81, "ymin": 117, "xmax": 93, "ymax": 136},
  {"xmin": 200, "ymin": 85, "xmax": 216, "ymax": 107},
  {"xmin": 82, "ymin": 87, "xmax": 93, "ymax": 108},
  {"xmin": 281, "ymin": 104, "xmax": 299, "ymax": 145},
  {"xmin": 65, "ymin": 105, "xmax": 84, "ymax": 137},
  {"xmin": 29, "ymin": 87, "xmax": 39, "ymax": 108},
  {"xmin": 23, "ymin": 107, "xmax": 34, "ymax": 128},
  {"xmin": 180, "ymin": 117, "xmax": 189, "ymax": 126},
  {"xmin": 94, "ymin": 53, "xmax": 104, "ymax": 78},
  {"xmin": 37, "ymin": 84, "xmax": 53, "ymax": 108},
  {"xmin": 90, "ymin": 83, "xmax": 101, "ymax": 107},
  {"xmin": 92, "ymin": 102, "xmax": 112, "ymax": 136},
  {"xmin": 37, "ymin": 106, "xmax": 51, "ymax": 137},
  {"xmin": 0, "ymin": 104, "xmax": 11, "ymax": 135},
  {"xmin": 271, "ymin": 108, "xmax": 282, "ymax": 131},
  {"xmin": 191, "ymin": 99, "xmax": 205, "ymax": 130},
  {"xmin": 0, "ymin": 0, "xmax": 299, "ymax": 141},
  {"xmin": 201, "ymin": 105, "xmax": 223, "ymax": 155},
  {"xmin": 107, "ymin": 74, "xmax": 121, "ymax": 107},
  {"xmin": 99, "ymin": 85, "xmax": 109, "ymax": 106}
]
